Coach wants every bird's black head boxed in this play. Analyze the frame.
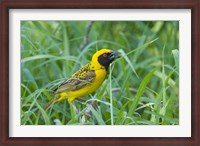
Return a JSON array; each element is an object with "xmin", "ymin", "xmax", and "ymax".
[{"xmin": 98, "ymin": 50, "xmax": 121, "ymax": 70}]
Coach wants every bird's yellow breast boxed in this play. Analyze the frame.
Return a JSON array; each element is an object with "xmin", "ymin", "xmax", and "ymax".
[{"xmin": 67, "ymin": 69, "xmax": 107, "ymax": 102}]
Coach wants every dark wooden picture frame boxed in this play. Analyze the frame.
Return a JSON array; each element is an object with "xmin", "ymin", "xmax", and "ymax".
[{"xmin": 1, "ymin": 0, "xmax": 199, "ymax": 145}]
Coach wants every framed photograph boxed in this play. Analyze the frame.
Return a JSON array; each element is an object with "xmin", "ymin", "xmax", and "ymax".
[{"xmin": 1, "ymin": 0, "xmax": 199, "ymax": 145}]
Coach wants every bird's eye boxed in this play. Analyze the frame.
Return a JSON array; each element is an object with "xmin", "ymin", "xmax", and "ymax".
[{"xmin": 103, "ymin": 54, "xmax": 107, "ymax": 58}]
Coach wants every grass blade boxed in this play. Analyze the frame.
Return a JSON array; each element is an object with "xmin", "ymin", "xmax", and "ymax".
[
  {"xmin": 118, "ymin": 49, "xmax": 139, "ymax": 79},
  {"xmin": 172, "ymin": 49, "xmax": 179, "ymax": 72},
  {"xmin": 88, "ymin": 105, "xmax": 105, "ymax": 125},
  {"xmin": 125, "ymin": 69, "xmax": 156, "ymax": 124},
  {"xmin": 35, "ymin": 102, "xmax": 51, "ymax": 125}
]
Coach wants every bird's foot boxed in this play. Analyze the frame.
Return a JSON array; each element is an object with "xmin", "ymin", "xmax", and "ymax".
[
  {"xmin": 84, "ymin": 100, "xmax": 98, "ymax": 118},
  {"xmin": 86, "ymin": 100, "xmax": 98, "ymax": 109},
  {"xmin": 76, "ymin": 98, "xmax": 98, "ymax": 118}
]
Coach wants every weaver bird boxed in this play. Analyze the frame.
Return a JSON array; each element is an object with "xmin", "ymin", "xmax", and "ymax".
[{"xmin": 45, "ymin": 49, "xmax": 120, "ymax": 110}]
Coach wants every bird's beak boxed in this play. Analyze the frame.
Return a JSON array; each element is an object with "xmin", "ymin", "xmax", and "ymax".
[{"xmin": 109, "ymin": 51, "xmax": 121, "ymax": 60}]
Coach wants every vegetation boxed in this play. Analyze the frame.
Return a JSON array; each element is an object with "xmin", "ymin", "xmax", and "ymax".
[{"xmin": 21, "ymin": 21, "xmax": 179, "ymax": 125}]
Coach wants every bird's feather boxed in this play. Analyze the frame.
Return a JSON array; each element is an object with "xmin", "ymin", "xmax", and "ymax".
[{"xmin": 54, "ymin": 64, "xmax": 96, "ymax": 94}]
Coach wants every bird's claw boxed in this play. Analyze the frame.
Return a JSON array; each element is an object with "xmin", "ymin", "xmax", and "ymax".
[{"xmin": 86, "ymin": 100, "xmax": 98, "ymax": 109}]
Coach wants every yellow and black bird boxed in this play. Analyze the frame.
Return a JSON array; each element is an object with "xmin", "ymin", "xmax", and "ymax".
[{"xmin": 45, "ymin": 49, "xmax": 120, "ymax": 110}]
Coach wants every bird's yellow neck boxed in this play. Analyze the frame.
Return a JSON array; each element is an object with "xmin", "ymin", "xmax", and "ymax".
[{"xmin": 89, "ymin": 60, "xmax": 105, "ymax": 70}]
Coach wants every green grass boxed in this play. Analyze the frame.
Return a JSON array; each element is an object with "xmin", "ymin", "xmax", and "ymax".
[{"xmin": 21, "ymin": 21, "xmax": 179, "ymax": 125}]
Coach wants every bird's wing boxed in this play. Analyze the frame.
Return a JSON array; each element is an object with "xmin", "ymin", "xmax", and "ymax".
[{"xmin": 54, "ymin": 64, "xmax": 95, "ymax": 94}]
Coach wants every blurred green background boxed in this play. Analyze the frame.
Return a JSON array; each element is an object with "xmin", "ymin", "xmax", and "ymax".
[{"xmin": 21, "ymin": 21, "xmax": 179, "ymax": 125}]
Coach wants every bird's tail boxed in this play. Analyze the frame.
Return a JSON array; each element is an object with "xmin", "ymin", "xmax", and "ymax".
[
  {"xmin": 44, "ymin": 100, "xmax": 53, "ymax": 111},
  {"xmin": 44, "ymin": 97, "xmax": 58, "ymax": 111}
]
